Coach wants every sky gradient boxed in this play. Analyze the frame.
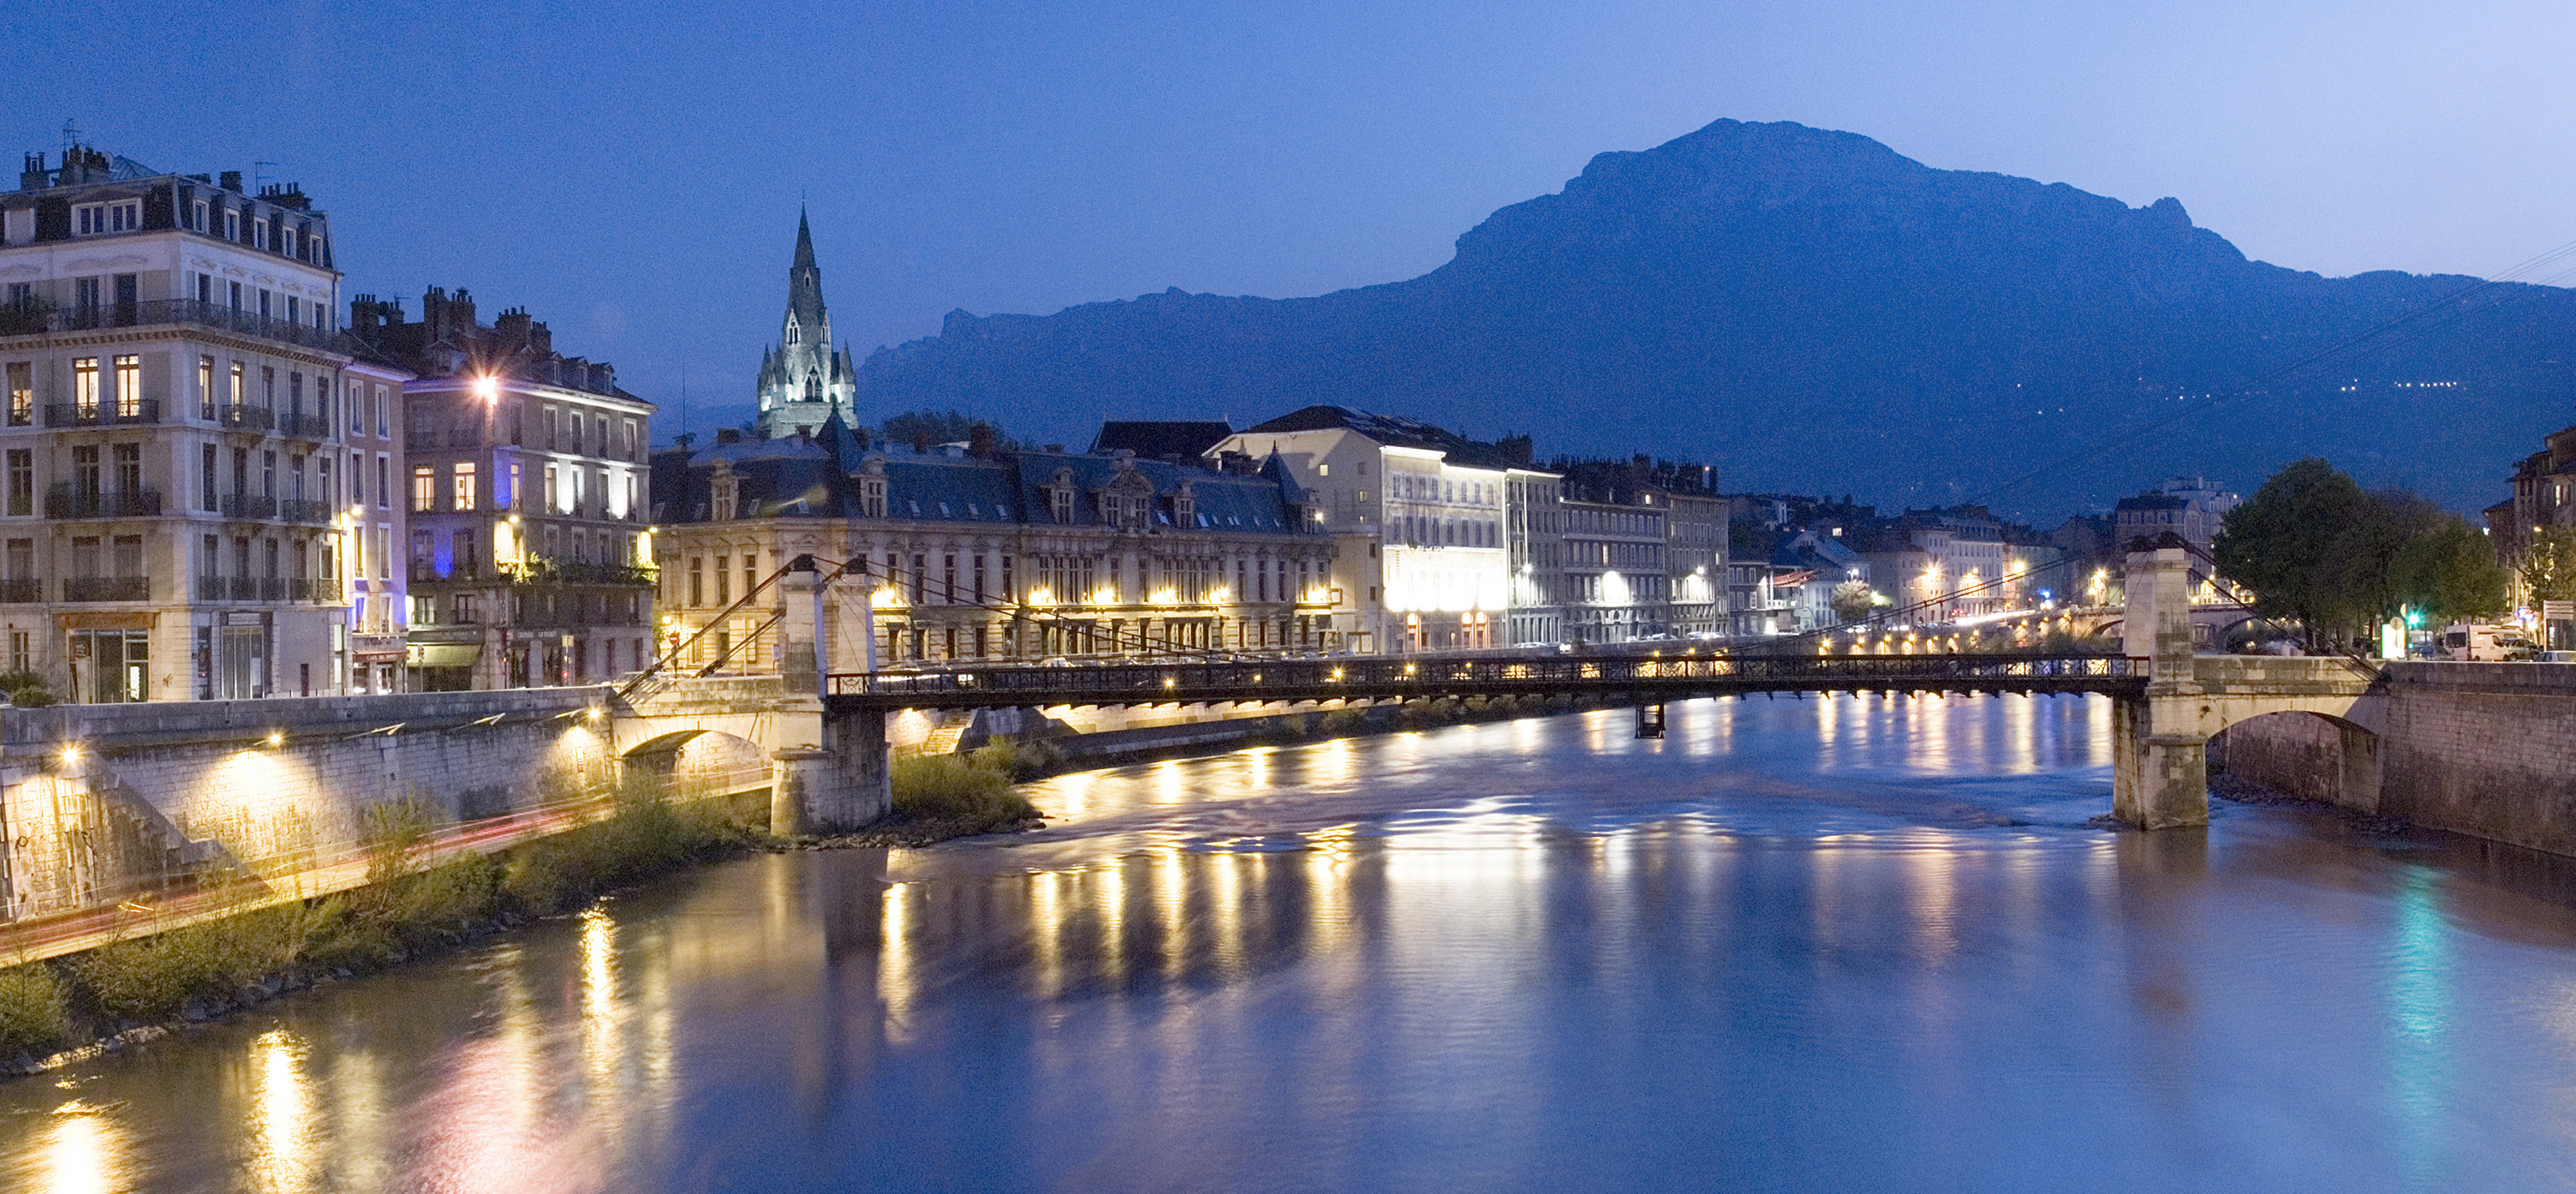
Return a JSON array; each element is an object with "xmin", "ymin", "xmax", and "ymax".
[{"xmin": 19, "ymin": 0, "xmax": 2576, "ymax": 471}]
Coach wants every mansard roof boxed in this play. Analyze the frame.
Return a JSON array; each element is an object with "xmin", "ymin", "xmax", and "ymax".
[
  {"xmin": 1243, "ymin": 404, "xmax": 1510, "ymax": 469},
  {"xmin": 650, "ymin": 425, "xmax": 1312, "ymax": 534}
]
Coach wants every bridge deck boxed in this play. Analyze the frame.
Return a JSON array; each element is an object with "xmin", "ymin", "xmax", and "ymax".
[{"xmin": 824, "ymin": 653, "xmax": 2144, "ymax": 713}]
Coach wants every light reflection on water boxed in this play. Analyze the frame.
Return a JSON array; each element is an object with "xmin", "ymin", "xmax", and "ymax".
[{"xmin": 9, "ymin": 694, "xmax": 2576, "ymax": 1191}]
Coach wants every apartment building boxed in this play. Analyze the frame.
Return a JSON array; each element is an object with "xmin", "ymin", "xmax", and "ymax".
[
  {"xmin": 1216, "ymin": 406, "xmax": 1511, "ymax": 653},
  {"xmin": 647, "ymin": 418, "xmax": 1332, "ymax": 672},
  {"xmin": 0, "ymin": 144, "xmax": 355, "ymax": 701},
  {"xmin": 349, "ymin": 289, "xmax": 655, "ymax": 690}
]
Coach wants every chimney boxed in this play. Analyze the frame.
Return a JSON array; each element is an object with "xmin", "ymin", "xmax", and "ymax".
[
  {"xmin": 715, "ymin": 427, "xmax": 741, "ymax": 445},
  {"xmin": 912, "ymin": 429, "xmax": 930, "ymax": 455},
  {"xmin": 19, "ymin": 153, "xmax": 47, "ymax": 192},
  {"xmin": 219, "ymin": 170, "xmax": 243, "ymax": 193},
  {"xmin": 495, "ymin": 308, "xmax": 532, "ymax": 354},
  {"xmin": 969, "ymin": 422, "xmax": 994, "ymax": 458}
]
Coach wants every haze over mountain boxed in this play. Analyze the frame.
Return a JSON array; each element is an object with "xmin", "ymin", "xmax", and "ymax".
[{"xmin": 854, "ymin": 119, "xmax": 2576, "ymax": 521}]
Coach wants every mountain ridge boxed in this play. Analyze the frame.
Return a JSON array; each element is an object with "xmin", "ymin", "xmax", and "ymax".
[{"xmin": 856, "ymin": 118, "xmax": 2568, "ymax": 519}]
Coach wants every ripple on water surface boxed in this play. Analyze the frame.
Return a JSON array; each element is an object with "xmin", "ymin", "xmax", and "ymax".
[{"xmin": 8, "ymin": 695, "xmax": 2576, "ymax": 1192}]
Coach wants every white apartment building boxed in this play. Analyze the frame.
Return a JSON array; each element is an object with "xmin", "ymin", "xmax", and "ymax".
[
  {"xmin": 1217, "ymin": 407, "xmax": 1511, "ymax": 653},
  {"xmin": 0, "ymin": 145, "xmax": 359, "ymax": 701}
]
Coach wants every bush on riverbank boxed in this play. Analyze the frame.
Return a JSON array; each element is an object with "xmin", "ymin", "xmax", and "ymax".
[
  {"xmin": 1, "ymin": 783, "xmax": 766, "ymax": 1070},
  {"xmin": 896, "ymin": 750, "xmax": 1036, "ymax": 833}
]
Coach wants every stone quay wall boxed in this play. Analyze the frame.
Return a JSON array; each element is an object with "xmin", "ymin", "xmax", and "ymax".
[{"xmin": 2216, "ymin": 661, "xmax": 2576, "ymax": 855}]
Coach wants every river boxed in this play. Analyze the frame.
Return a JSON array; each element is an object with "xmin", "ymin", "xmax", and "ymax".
[{"xmin": 7, "ymin": 692, "xmax": 2576, "ymax": 1192}]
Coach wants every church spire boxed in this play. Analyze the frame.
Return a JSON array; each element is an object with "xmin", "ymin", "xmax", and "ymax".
[{"xmin": 793, "ymin": 206, "xmax": 817, "ymax": 273}]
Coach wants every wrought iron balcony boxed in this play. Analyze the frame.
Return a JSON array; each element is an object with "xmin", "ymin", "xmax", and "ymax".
[
  {"xmin": 44, "ymin": 400, "xmax": 161, "ymax": 427},
  {"xmin": 63, "ymin": 577, "xmax": 148, "ymax": 602},
  {"xmin": 0, "ymin": 579, "xmax": 41, "ymax": 604},
  {"xmin": 220, "ymin": 493, "xmax": 277, "ymax": 519},
  {"xmin": 500, "ymin": 560, "xmax": 658, "ymax": 587},
  {"xmin": 279, "ymin": 498, "xmax": 335, "ymax": 523},
  {"xmin": 217, "ymin": 404, "xmax": 276, "ymax": 433},
  {"xmin": 228, "ymin": 577, "xmax": 260, "ymax": 600},
  {"xmin": 0, "ymin": 297, "xmax": 342, "ymax": 352},
  {"xmin": 45, "ymin": 487, "xmax": 163, "ymax": 518},
  {"xmin": 277, "ymin": 411, "xmax": 334, "ymax": 440},
  {"xmin": 307, "ymin": 578, "xmax": 343, "ymax": 602}
]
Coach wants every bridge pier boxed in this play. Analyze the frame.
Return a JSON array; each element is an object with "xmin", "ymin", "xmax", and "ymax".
[{"xmin": 2112, "ymin": 544, "xmax": 2209, "ymax": 830}]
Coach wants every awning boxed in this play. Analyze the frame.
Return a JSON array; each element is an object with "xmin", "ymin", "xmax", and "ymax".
[{"xmin": 407, "ymin": 643, "xmax": 480, "ymax": 668}]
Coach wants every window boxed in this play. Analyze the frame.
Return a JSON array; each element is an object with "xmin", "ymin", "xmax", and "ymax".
[
  {"xmin": 262, "ymin": 451, "xmax": 276, "ymax": 498},
  {"xmin": 411, "ymin": 466, "xmax": 434, "ymax": 512},
  {"xmin": 190, "ymin": 200, "xmax": 208, "ymax": 232},
  {"xmin": 112, "ymin": 444, "xmax": 140, "ymax": 494},
  {"xmin": 201, "ymin": 445, "xmax": 217, "ymax": 510},
  {"xmin": 452, "ymin": 463, "xmax": 477, "ymax": 510},
  {"xmin": 73, "ymin": 201, "xmax": 139, "ymax": 236},
  {"xmin": 253, "ymin": 218, "xmax": 268, "ymax": 251},
  {"xmin": 5, "ymin": 451, "xmax": 27, "ymax": 516},
  {"xmin": 374, "ymin": 385, "xmax": 389, "ymax": 437},
  {"xmin": 224, "ymin": 208, "xmax": 240, "ymax": 242},
  {"xmin": 200, "ymin": 357, "xmax": 215, "ymax": 421},
  {"xmin": 623, "ymin": 418, "xmax": 640, "ymax": 460},
  {"xmin": 544, "ymin": 463, "xmax": 559, "ymax": 514},
  {"xmin": 113, "ymin": 355, "xmax": 139, "ymax": 418},
  {"xmin": 318, "ymin": 456, "xmax": 333, "ymax": 506},
  {"xmin": 229, "ymin": 362, "xmax": 244, "ymax": 410},
  {"xmin": 348, "ymin": 381, "xmax": 364, "ymax": 433},
  {"xmin": 375, "ymin": 456, "xmax": 390, "ymax": 509},
  {"xmin": 73, "ymin": 358, "xmax": 99, "ymax": 415},
  {"xmin": 3, "ymin": 361, "xmax": 27, "ymax": 427},
  {"xmin": 714, "ymin": 556, "xmax": 730, "ymax": 605},
  {"xmin": 689, "ymin": 557, "xmax": 703, "ymax": 606},
  {"xmin": 71, "ymin": 447, "xmax": 99, "ymax": 499},
  {"xmin": 743, "ymin": 555, "xmax": 756, "ymax": 601},
  {"xmin": 375, "ymin": 525, "xmax": 390, "ymax": 579}
]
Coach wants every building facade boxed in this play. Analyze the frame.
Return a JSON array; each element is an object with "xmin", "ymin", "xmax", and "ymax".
[
  {"xmin": 0, "ymin": 145, "xmax": 357, "ymax": 701},
  {"xmin": 753, "ymin": 212, "xmax": 858, "ymax": 439},
  {"xmin": 339, "ymin": 349, "xmax": 412, "ymax": 691},
  {"xmin": 1217, "ymin": 407, "xmax": 1512, "ymax": 653},
  {"xmin": 349, "ymin": 289, "xmax": 656, "ymax": 690},
  {"xmin": 647, "ymin": 418, "xmax": 1333, "ymax": 673},
  {"xmin": 2113, "ymin": 476, "xmax": 2239, "ymax": 562}
]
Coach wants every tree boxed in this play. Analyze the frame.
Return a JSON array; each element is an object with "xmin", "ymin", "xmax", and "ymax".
[
  {"xmin": 2215, "ymin": 458, "xmax": 2368, "ymax": 649},
  {"xmin": 1830, "ymin": 579, "xmax": 1876, "ymax": 624},
  {"xmin": 2522, "ymin": 527, "xmax": 2576, "ymax": 606},
  {"xmin": 2391, "ymin": 517, "xmax": 2510, "ymax": 625},
  {"xmin": 881, "ymin": 409, "xmax": 1012, "ymax": 450}
]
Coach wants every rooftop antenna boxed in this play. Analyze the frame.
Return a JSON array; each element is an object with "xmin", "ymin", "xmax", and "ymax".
[
  {"xmin": 59, "ymin": 119, "xmax": 80, "ymax": 149},
  {"xmin": 253, "ymin": 160, "xmax": 276, "ymax": 191}
]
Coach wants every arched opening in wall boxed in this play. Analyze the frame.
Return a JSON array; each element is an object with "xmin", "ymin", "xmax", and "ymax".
[
  {"xmin": 622, "ymin": 729, "xmax": 772, "ymax": 803},
  {"xmin": 2215, "ymin": 617, "xmax": 2305, "ymax": 655},
  {"xmin": 2209, "ymin": 710, "xmax": 2380, "ymax": 813}
]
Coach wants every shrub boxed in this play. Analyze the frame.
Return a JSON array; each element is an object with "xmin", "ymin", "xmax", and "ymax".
[
  {"xmin": 893, "ymin": 753, "xmax": 1034, "ymax": 831},
  {"xmin": 361, "ymin": 795, "xmax": 437, "ymax": 887},
  {"xmin": 0, "ymin": 669, "xmax": 55, "ymax": 707},
  {"xmin": 0, "ymin": 964, "xmax": 73, "ymax": 1054}
]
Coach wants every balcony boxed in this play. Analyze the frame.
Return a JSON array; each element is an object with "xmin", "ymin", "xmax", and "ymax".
[
  {"xmin": 63, "ymin": 577, "xmax": 148, "ymax": 602},
  {"xmin": 220, "ymin": 493, "xmax": 277, "ymax": 519},
  {"xmin": 279, "ymin": 498, "xmax": 335, "ymax": 523},
  {"xmin": 307, "ymin": 578, "xmax": 343, "ymax": 602},
  {"xmin": 501, "ymin": 560, "xmax": 658, "ymax": 587},
  {"xmin": 228, "ymin": 577, "xmax": 260, "ymax": 600},
  {"xmin": 44, "ymin": 400, "xmax": 161, "ymax": 427},
  {"xmin": 0, "ymin": 297, "xmax": 343, "ymax": 352},
  {"xmin": 0, "ymin": 579, "xmax": 39, "ymax": 604},
  {"xmin": 217, "ymin": 404, "xmax": 277, "ymax": 433},
  {"xmin": 277, "ymin": 411, "xmax": 333, "ymax": 440},
  {"xmin": 45, "ymin": 487, "xmax": 164, "ymax": 518}
]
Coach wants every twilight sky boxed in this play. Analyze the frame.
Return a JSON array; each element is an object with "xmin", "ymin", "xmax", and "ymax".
[{"xmin": 18, "ymin": 0, "xmax": 2576, "ymax": 454}]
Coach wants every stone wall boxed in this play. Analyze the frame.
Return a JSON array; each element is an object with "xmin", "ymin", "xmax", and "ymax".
[
  {"xmin": 2375, "ymin": 662, "xmax": 2576, "ymax": 856},
  {"xmin": 2211, "ymin": 711, "xmax": 2379, "ymax": 813}
]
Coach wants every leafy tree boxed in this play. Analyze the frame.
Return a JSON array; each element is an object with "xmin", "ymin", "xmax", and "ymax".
[
  {"xmin": 2521, "ymin": 527, "xmax": 2576, "ymax": 606},
  {"xmin": 2215, "ymin": 459, "xmax": 2369, "ymax": 649},
  {"xmin": 880, "ymin": 409, "xmax": 1012, "ymax": 450},
  {"xmin": 1830, "ymin": 579, "xmax": 1876, "ymax": 624},
  {"xmin": 2392, "ymin": 517, "xmax": 2510, "ymax": 624}
]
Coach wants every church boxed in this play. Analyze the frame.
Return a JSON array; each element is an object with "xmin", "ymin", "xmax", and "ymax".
[{"xmin": 754, "ymin": 211, "xmax": 860, "ymax": 436}]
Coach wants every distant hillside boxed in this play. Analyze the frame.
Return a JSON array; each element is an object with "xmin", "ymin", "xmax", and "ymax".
[{"xmin": 855, "ymin": 118, "xmax": 2576, "ymax": 517}]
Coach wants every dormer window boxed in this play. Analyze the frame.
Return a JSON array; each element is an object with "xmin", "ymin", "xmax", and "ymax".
[
  {"xmin": 188, "ymin": 200, "xmax": 208, "ymax": 231},
  {"xmin": 253, "ymin": 217, "xmax": 268, "ymax": 251},
  {"xmin": 74, "ymin": 200, "xmax": 140, "ymax": 236},
  {"xmin": 282, "ymin": 226, "xmax": 297, "ymax": 258},
  {"xmin": 860, "ymin": 474, "xmax": 887, "ymax": 518},
  {"xmin": 1052, "ymin": 489, "xmax": 1073, "ymax": 523},
  {"xmin": 224, "ymin": 209, "xmax": 240, "ymax": 242},
  {"xmin": 1172, "ymin": 482, "xmax": 1195, "ymax": 524}
]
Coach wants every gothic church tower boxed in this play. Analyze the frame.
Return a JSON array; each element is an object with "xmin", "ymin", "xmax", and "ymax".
[{"xmin": 754, "ymin": 209, "xmax": 859, "ymax": 436}]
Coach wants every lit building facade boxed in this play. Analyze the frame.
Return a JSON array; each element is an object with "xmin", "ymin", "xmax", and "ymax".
[
  {"xmin": 0, "ymin": 143, "xmax": 357, "ymax": 701},
  {"xmin": 647, "ymin": 419, "xmax": 1333, "ymax": 671},
  {"xmin": 338, "ymin": 349, "xmax": 412, "ymax": 691},
  {"xmin": 1216, "ymin": 407, "xmax": 1510, "ymax": 653},
  {"xmin": 349, "ymin": 288, "xmax": 656, "ymax": 690}
]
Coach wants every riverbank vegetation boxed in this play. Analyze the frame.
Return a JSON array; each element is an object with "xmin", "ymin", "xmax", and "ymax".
[{"xmin": 0, "ymin": 781, "xmax": 765, "ymax": 1067}]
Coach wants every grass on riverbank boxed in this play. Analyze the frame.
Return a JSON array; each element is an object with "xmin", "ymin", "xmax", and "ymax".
[
  {"xmin": 890, "ymin": 747, "xmax": 1041, "ymax": 834},
  {"xmin": 0, "ymin": 782, "xmax": 765, "ymax": 1063}
]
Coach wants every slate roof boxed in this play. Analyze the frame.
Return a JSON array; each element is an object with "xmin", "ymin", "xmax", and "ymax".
[
  {"xmin": 1090, "ymin": 421, "xmax": 1234, "ymax": 460},
  {"xmin": 651, "ymin": 411, "xmax": 1309, "ymax": 534},
  {"xmin": 1242, "ymin": 405, "xmax": 1511, "ymax": 469}
]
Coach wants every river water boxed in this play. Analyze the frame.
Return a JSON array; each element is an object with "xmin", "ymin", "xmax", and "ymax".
[{"xmin": 8, "ymin": 693, "xmax": 2576, "ymax": 1192}]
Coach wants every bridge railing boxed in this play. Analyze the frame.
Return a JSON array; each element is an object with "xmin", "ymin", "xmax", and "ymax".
[{"xmin": 826, "ymin": 653, "xmax": 2139, "ymax": 703}]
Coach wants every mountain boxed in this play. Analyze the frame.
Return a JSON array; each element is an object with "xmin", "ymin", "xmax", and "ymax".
[{"xmin": 854, "ymin": 119, "xmax": 2576, "ymax": 518}]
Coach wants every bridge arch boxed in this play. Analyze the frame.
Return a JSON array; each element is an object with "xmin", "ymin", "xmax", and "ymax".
[
  {"xmin": 2208, "ymin": 708, "xmax": 2381, "ymax": 814},
  {"xmin": 618, "ymin": 727, "xmax": 773, "ymax": 797}
]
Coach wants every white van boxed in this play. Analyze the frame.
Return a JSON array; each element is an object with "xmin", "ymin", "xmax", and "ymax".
[{"xmin": 2439, "ymin": 623, "xmax": 2537, "ymax": 661}]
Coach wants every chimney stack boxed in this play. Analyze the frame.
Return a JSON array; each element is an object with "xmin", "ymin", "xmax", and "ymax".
[
  {"xmin": 912, "ymin": 429, "xmax": 930, "ymax": 455},
  {"xmin": 969, "ymin": 422, "xmax": 994, "ymax": 458},
  {"xmin": 219, "ymin": 170, "xmax": 242, "ymax": 193}
]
